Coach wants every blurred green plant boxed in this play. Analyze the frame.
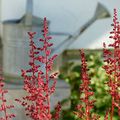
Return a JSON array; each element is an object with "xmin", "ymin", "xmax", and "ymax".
[
  {"xmin": 86, "ymin": 51, "xmax": 111, "ymax": 112},
  {"xmin": 58, "ymin": 51, "xmax": 114, "ymax": 119}
]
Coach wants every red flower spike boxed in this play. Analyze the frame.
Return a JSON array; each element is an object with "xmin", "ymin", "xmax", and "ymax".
[
  {"xmin": 74, "ymin": 50, "xmax": 100, "ymax": 120},
  {"xmin": 16, "ymin": 17, "xmax": 60, "ymax": 120},
  {"xmin": 53, "ymin": 102, "xmax": 61, "ymax": 120},
  {"xmin": 104, "ymin": 109, "xmax": 110, "ymax": 120},
  {"xmin": 103, "ymin": 9, "xmax": 120, "ymax": 120},
  {"xmin": 28, "ymin": 32, "xmax": 36, "ymax": 39},
  {"xmin": 0, "ymin": 68, "xmax": 15, "ymax": 120}
]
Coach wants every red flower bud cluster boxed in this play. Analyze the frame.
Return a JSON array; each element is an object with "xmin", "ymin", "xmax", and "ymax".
[
  {"xmin": 16, "ymin": 18, "xmax": 61, "ymax": 120},
  {"xmin": 74, "ymin": 50, "xmax": 100, "ymax": 120},
  {"xmin": 104, "ymin": 109, "xmax": 110, "ymax": 120},
  {"xmin": 52, "ymin": 102, "xmax": 61, "ymax": 120},
  {"xmin": 103, "ymin": 9, "xmax": 120, "ymax": 120},
  {"xmin": 0, "ymin": 68, "xmax": 15, "ymax": 120}
]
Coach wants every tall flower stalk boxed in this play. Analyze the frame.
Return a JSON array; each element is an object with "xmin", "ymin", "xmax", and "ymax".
[
  {"xmin": 16, "ymin": 17, "xmax": 61, "ymax": 120},
  {"xmin": 0, "ymin": 68, "xmax": 15, "ymax": 120},
  {"xmin": 103, "ymin": 9, "xmax": 120, "ymax": 120},
  {"xmin": 52, "ymin": 102, "xmax": 61, "ymax": 120},
  {"xmin": 74, "ymin": 50, "xmax": 100, "ymax": 120}
]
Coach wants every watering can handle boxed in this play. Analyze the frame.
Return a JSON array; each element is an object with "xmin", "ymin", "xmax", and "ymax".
[{"xmin": 25, "ymin": 0, "xmax": 33, "ymax": 26}]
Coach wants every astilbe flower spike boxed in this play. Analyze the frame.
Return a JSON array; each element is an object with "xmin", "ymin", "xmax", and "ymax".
[
  {"xmin": 0, "ymin": 68, "xmax": 15, "ymax": 120},
  {"xmin": 52, "ymin": 102, "xmax": 61, "ymax": 120},
  {"xmin": 15, "ymin": 17, "xmax": 61, "ymax": 120},
  {"xmin": 103, "ymin": 9, "xmax": 120, "ymax": 120},
  {"xmin": 74, "ymin": 49, "xmax": 100, "ymax": 120},
  {"xmin": 104, "ymin": 109, "xmax": 110, "ymax": 120}
]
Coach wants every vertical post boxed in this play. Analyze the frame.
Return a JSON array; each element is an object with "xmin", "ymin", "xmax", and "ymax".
[{"xmin": 25, "ymin": 0, "xmax": 33, "ymax": 26}]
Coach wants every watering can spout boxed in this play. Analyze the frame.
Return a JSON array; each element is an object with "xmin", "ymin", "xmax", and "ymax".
[
  {"xmin": 25, "ymin": 0, "xmax": 33, "ymax": 26},
  {"xmin": 95, "ymin": 3, "xmax": 111, "ymax": 19}
]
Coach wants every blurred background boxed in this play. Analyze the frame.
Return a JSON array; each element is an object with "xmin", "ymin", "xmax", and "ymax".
[{"xmin": 0, "ymin": 0, "xmax": 120, "ymax": 119}]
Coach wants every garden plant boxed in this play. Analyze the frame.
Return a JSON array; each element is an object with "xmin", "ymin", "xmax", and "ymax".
[
  {"xmin": 0, "ymin": 68, "xmax": 15, "ymax": 120},
  {"xmin": 0, "ymin": 9, "xmax": 120, "ymax": 120}
]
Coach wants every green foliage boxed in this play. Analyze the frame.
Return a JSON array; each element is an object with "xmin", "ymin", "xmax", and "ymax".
[
  {"xmin": 86, "ymin": 51, "xmax": 111, "ymax": 112},
  {"xmin": 59, "ymin": 51, "xmax": 112, "ymax": 119}
]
